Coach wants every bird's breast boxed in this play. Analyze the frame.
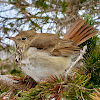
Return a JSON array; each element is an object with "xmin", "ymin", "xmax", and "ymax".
[{"xmin": 20, "ymin": 47, "xmax": 71, "ymax": 82}]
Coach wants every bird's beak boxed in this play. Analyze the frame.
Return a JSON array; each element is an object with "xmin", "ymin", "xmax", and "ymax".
[{"xmin": 6, "ymin": 37, "xmax": 16, "ymax": 41}]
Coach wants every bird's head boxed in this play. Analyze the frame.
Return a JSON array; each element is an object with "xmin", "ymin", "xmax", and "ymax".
[
  {"xmin": 6, "ymin": 30, "xmax": 37, "ymax": 48},
  {"xmin": 6, "ymin": 30, "xmax": 37, "ymax": 62}
]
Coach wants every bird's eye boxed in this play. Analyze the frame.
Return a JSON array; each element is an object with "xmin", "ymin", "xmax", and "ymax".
[{"xmin": 22, "ymin": 37, "xmax": 26, "ymax": 40}]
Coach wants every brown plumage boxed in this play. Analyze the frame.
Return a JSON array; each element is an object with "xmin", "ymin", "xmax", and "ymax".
[
  {"xmin": 7, "ymin": 18, "xmax": 98, "ymax": 59},
  {"xmin": 26, "ymin": 18, "xmax": 98, "ymax": 57},
  {"xmin": 6, "ymin": 18, "xmax": 98, "ymax": 82},
  {"xmin": 63, "ymin": 18, "xmax": 98, "ymax": 45}
]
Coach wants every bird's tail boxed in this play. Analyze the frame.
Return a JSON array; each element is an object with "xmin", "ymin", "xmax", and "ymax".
[{"xmin": 63, "ymin": 18, "xmax": 98, "ymax": 45}]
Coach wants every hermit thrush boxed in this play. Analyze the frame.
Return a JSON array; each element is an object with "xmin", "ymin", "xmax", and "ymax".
[{"xmin": 7, "ymin": 18, "xmax": 98, "ymax": 82}]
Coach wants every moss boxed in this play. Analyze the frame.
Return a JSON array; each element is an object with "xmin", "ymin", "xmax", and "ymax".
[{"xmin": 10, "ymin": 69, "xmax": 25, "ymax": 78}]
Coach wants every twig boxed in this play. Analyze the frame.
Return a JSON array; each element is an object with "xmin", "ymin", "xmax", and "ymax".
[
  {"xmin": 64, "ymin": 45, "xmax": 87, "ymax": 78},
  {"xmin": 0, "ymin": 75, "xmax": 18, "ymax": 87},
  {"xmin": 0, "ymin": 75, "xmax": 25, "ymax": 90}
]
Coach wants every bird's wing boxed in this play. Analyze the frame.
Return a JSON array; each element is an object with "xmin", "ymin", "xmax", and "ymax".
[
  {"xmin": 29, "ymin": 33, "xmax": 80, "ymax": 57},
  {"xmin": 29, "ymin": 33, "xmax": 60, "ymax": 49},
  {"xmin": 51, "ymin": 39, "xmax": 80, "ymax": 56}
]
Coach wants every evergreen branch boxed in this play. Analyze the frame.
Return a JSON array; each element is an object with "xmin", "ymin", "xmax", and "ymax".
[
  {"xmin": 90, "ymin": 88, "xmax": 100, "ymax": 100},
  {"xmin": 17, "ymin": 73, "xmax": 91, "ymax": 100}
]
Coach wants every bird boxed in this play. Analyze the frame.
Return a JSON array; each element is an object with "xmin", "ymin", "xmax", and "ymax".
[{"xmin": 6, "ymin": 18, "xmax": 98, "ymax": 82}]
